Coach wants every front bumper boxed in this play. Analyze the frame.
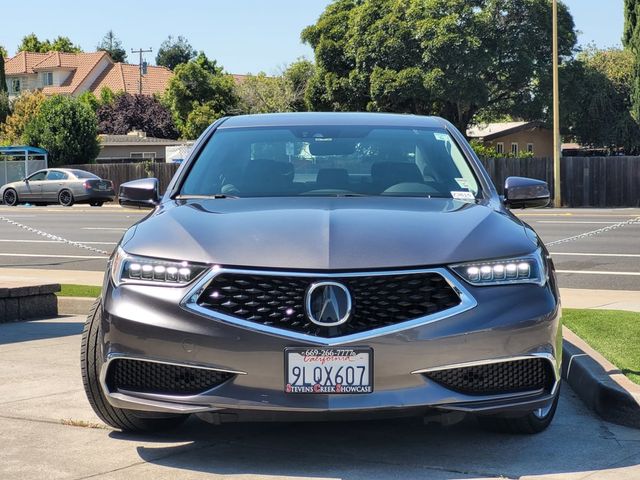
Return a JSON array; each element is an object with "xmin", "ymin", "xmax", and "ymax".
[{"xmin": 100, "ymin": 268, "xmax": 561, "ymax": 418}]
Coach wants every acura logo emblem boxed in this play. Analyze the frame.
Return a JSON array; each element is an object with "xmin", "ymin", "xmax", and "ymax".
[{"xmin": 306, "ymin": 281, "xmax": 352, "ymax": 327}]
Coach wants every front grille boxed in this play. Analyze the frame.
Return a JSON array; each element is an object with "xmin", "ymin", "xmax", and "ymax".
[
  {"xmin": 423, "ymin": 358, "xmax": 554, "ymax": 396},
  {"xmin": 196, "ymin": 271, "xmax": 461, "ymax": 338},
  {"xmin": 106, "ymin": 359, "xmax": 234, "ymax": 395}
]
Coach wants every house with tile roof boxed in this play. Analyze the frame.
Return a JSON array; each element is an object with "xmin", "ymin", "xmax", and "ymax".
[{"xmin": 3, "ymin": 51, "xmax": 173, "ymax": 99}]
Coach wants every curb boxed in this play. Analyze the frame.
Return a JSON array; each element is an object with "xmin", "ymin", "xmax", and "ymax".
[
  {"xmin": 57, "ymin": 296, "xmax": 96, "ymax": 316},
  {"xmin": 562, "ymin": 327, "xmax": 640, "ymax": 429}
]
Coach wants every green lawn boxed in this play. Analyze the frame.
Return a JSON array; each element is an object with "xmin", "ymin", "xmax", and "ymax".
[
  {"xmin": 57, "ymin": 284, "xmax": 101, "ymax": 298},
  {"xmin": 564, "ymin": 308, "xmax": 640, "ymax": 385}
]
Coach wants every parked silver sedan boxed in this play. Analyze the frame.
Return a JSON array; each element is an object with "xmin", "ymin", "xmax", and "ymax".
[{"xmin": 0, "ymin": 168, "xmax": 115, "ymax": 207}]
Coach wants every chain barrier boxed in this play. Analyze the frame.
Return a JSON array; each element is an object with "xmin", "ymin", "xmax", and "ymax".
[
  {"xmin": 0, "ymin": 215, "xmax": 110, "ymax": 255},
  {"xmin": 545, "ymin": 215, "xmax": 640, "ymax": 247}
]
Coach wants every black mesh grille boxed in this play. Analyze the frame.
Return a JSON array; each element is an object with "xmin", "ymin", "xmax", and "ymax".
[
  {"xmin": 197, "ymin": 272, "xmax": 461, "ymax": 338},
  {"xmin": 423, "ymin": 358, "xmax": 554, "ymax": 396},
  {"xmin": 106, "ymin": 359, "xmax": 234, "ymax": 395}
]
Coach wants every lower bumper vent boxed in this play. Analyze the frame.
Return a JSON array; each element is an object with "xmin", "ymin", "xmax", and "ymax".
[
  {"xmin": 423, "ymin": 358, "xmax": 554, "ymax": 396},
  {"xmin": 106, "ymin": 359, "xmax": 234, "ymax": 395}
]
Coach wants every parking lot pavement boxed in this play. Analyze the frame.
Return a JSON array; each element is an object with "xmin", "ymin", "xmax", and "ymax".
[
  {"xmin": 2, "ymin": 316, "xmax": 640, "ymax": 480},
  {"xmin": 1, "ymin": 205, "xmax": 639, "ymax": 292}
]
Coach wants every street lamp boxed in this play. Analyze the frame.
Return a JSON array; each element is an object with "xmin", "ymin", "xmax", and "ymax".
[{"xmin": 552, "ymin": 0, "xmax": 562, "ymax": 208}]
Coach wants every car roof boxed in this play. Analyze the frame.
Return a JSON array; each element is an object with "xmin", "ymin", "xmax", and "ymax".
[{"xmin": 217, "ymin": 112, "xmax": 448, "ymax": 129}]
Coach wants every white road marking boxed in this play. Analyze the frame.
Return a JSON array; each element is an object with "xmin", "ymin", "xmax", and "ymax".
[
  {"xmin": 0, "ymin": 253, "xmax": 108, "ymax": 259},
  {"xmin": 557, "ymin": 270, "xmax": 640, "ymax": 276},
  {"xmin": 537, "ymin": 221, "xmax": 620, "ymax": 224},
  {"xmin": 0, "ymin": 239, "xmax": 116, "ymax": 245},
  {"xmin": 81, "ymin": 227, "xmax": 127, "ymax": 231},
  {"xmin": 550, "ymin": 252, "xmax": 640, "ymax": 258}
]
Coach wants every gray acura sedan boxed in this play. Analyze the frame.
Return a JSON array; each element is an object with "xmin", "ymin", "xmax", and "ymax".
[
  {"xmin": 1, "ymin": 168, "xmax": 115, "ymax": 206},
  {"xmin": 82, "ymin": 113, "xmax": 560, "ymax": 434}
]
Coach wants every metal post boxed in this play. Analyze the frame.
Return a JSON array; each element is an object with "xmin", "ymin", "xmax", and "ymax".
[
  {"xmin": 552, "ymin": 0, "xmax": 562, "ymax": 208},
  {"xmin": 24, "ymin": 149, "xmax": 28, "ymax": 177},
  {"xmin": 131, "ymin": 48, "xmax": 152, "ymax": 95}
]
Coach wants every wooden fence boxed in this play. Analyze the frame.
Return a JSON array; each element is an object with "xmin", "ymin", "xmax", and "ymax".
[{"xmin": 67, "ymin": 156, "xmax": 640, "ymax": 207}]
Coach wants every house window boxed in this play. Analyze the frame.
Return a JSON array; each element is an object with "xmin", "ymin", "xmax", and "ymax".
[
  {"xmin": 42, "ymin": 72, "xmax": 53, "ymax": 86},
  {"xmin": 11, "ymin": 79, "xmax": 21, "ymax": 93},
  {"xmin": 130, "ymin": 152, "xmax": 156, "ymax": 160},
  {"xmin": 496, "ymin": 142, "xmax": 504, "ymax": 154},
  {"xmin": 511, "ymin": 143, "xmax": 519, "ymax": 155},
  {"xmin": 527, "ymin": 143, "xmax": 534, "ymax": 154}
]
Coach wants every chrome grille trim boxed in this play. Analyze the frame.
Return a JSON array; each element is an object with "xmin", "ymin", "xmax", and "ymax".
[{"xmin": 181, "ymin": 267, "xmax": 477, "ymax": 346}]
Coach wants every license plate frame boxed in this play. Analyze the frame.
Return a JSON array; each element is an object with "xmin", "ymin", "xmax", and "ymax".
[{"xmin": 284, "ymin": 347, "xmax": 373, "ymax": 394}]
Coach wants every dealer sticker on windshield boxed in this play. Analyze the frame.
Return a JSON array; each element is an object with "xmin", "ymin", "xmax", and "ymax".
[
  {"xmin": 451, "ymin": 191, "xmax": 476, "ymax": 201},
  {"xmin": 285, "ymin": 347, "xmax": 373, "ymax": 394}
]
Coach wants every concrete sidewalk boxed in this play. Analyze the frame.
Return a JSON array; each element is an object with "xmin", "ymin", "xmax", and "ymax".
[{"xmin": 2, "ymin": 316, "xmax": 640, "ymax": 479}]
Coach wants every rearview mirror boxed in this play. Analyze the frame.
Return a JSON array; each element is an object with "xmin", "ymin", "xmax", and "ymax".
[
  {"xmin": 119, "ymin": 178, "xmax": 160, "ymax": 209},
  {"xmin": 504, "ymin": 177, "xmax": 550, "ymax": 209}
]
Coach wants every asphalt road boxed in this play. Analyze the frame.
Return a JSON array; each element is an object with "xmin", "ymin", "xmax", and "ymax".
[
  {"xmin": 2, "ymin": 316, "xmax": 640, "ymax": 480},
  {"xmin": 1, "ymin": 204, "xmax": 639, "ymax": 291}
]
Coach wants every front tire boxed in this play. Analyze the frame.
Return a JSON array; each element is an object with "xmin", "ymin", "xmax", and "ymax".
[
  {"xmin": 3, "ymin": 188, "xmax": 19, "ymax": 206},
  {"xmin": 58, "ymin": 189, "xmax": 74, "ymax": 207},
  {"xmin": 477, "ymin": 386, "xmax": 560, "ymax": 434},
  {"xmin": 80, "ymin": 299, "xmax": 188, "ymax": 432}
]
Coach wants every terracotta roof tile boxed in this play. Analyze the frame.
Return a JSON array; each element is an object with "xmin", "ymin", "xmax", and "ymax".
[
  {"xmin": 4, "ymin": 51, "xmax": 50, "ymax": 74},
  {"xmin": 90, "ymin": 63, "xmax": 172, "ymax": 96}
]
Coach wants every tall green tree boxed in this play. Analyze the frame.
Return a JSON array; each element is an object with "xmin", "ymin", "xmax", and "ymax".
[
  {"xmin": 623, "ymin": 0, "xmax": 640, "ymax": 119},
  {"xmin": 97, "ymin": 30, "xmax": 127, "ymax": 62},
  {"xmin": 156, "ymin": 35, "xmax": 196, "ymax": 70},
  {"xmin": 302, "ymin": 0, "xmax": 576, "ymax": 133},
  {"xmin": 561, "ymin": 47, "xmax": 640, "ymax": 152},
  {"xmin": 23, "ymin": 95, "xmax": 99, "ymax": 166},
  {"xmin": 0, "ymin": 91, "xmax": 46, "ymax": 144},
  {"xmin": 0, "ymin": 51, "xmax": 7, "ymax": 94},
  {"xmin": 17, "ymin": 34, "xmax": 81, "ymax": 53},
  {"xmin": 163, "ymin": 53, "xmax": 237, "ymax": 138}
]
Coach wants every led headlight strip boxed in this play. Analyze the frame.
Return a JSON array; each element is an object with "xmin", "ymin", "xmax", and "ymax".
[
  {"xmin": 450, "ymin": 249, "xmax": 546, "ymax": 286},
  {"xmin": 111, "ymin": 247, "xmax": 207, "ymax": 286}
]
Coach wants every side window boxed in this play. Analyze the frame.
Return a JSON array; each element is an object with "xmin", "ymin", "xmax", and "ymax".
[
  {"xmin": 11, "ymin": 79, "xmax": 21, "ymax": 93},
  {"xmin": 46, "ymin": 171, "xmax": 68, "ymax": 181},
  {"xmin": 527, "ymin": 143, "xmax": 534, "ymax": 154},
  {"xmin": 28, "ymin": 171, "xmax": 47, "ymax": 181},
  {"xmin": 511, "ymin": 143, "xmax": 519, "ymax": 155},
  {"xmin": 496, "ymin": 142, "xmax": 504, "ymax": 154}
]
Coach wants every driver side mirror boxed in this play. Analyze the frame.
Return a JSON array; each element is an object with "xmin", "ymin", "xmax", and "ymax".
[
  {"xmin": 504, "ymin": 176, "xmax": 550, "ymax": 209},
  {"xmin": 119, "ymin": 178, "xmax": 160, "ymax": 209}
]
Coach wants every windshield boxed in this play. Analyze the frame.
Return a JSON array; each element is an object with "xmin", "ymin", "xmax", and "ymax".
[{"xmin": 180, "ymin": 126, "xmax": 480, "ymax": 198}]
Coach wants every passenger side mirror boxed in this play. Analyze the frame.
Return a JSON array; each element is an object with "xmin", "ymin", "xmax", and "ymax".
[
  {"xmin": 119, "ymin": 178, "xmax": 160, "ymax": 209},
  {"xmin": 504, "ymin": 177, "xmax": 550, "ymax": 209}
]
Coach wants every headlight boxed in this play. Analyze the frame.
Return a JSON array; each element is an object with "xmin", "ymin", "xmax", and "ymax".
[
  {"xmin": 110, "ymin": 247, "xmax": 208, "ymax": 286},
  {"xmin": 450, "ymin": 249, "xmax": 547, "ymax": 286}
]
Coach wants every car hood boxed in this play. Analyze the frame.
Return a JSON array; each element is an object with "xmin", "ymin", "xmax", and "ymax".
[{"xmin": 122, "ymin": 197, "xmax": 537, "ymax": 270}]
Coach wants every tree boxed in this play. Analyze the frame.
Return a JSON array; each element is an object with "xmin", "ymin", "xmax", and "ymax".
[
  {"xmin": 0, "ymin": 46, "xmax": 7, "ymax": 58},
  {"xmin": 623, "ymin": 0, "xmax": 640, "ymax": 119},
  {"xmin": 236, "ymin": 60, "xmax": 314, "ymax": 114},
  {"xmin": 163, "ymin": 53, "xmax": 238, "ymax": 138},
  {"xmin": 561, "ymin": 47, "xmax": 640, "ymax": 152},
  {"xmin": 23, "ymin": 95, "xmax": 99, "ymax": 166},
  {"xmin": 17, "ymin": 33, "xmax": 81, "ymax": 53},
  {"xmin": 0, "ymin": 91, "xmax": 46, "ymax": 144},
  {"xmin": 156, "ymin": 35, "xmax": 196, "ymax": 70},
  {"xmin": 97, "ymin": 30, "xmax": 127, "ymax": 62},
  {"xmin": 0, "ymin": 51, "xmax": 7, "ymax": 94},
  {"xmin": 97, "ymin": 93, "xmax": 178, "ymax": 139},
  {"xmin": 49, "ymin": 36, "xmax": 82, "ymax": 53},
  {"xmin": 302, "ymin": 0, "xmax": 576, "ymax": 133},
  {"xmin": 0, "ymin": 92, "xmax": 9, "ymax": 126}
]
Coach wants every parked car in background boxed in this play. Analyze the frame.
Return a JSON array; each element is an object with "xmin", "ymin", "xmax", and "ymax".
[
  {"xmin": 0, "ymin": 168, "xmax": 115, "ymax": 207},
  {"xmin": 82, "ymin": 112, "xmax": 560, "ymax": 435}
]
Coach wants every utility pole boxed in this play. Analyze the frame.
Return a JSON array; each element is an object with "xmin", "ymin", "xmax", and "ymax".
[
  {"xmin": 131, "ymin": 47, "xmax": 152, "ymax": 95},
  {"xmin": 552, "ymin": 0, "xmax": 561, "ymax": 208}
]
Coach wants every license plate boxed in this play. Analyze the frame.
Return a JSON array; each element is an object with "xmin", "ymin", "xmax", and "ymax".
[
  {"xmin": 98, "ymin": 184, "xmax": 107, "ymax": 190},
  {"xmin": 284, "ymin": 347, "xmax": 373, "ymax": 394}
]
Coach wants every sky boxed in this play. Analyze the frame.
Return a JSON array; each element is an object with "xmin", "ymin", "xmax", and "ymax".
[{"xmin": 0, "ymin": 0, "xmax": 626, "ymax": 74}]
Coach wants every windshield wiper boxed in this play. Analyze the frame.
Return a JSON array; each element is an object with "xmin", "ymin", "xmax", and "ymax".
[{"xmin": 176, "ymin": 194, "xmax": 238, "ymax": 200}]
